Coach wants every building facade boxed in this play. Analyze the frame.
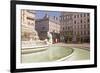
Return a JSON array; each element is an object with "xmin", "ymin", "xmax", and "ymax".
[
  {"xmin": 21, "ymin": 10, "xmax": 38, "ymax": 41},
  {"xmin": 35, "ymin": 14, "xmax": 60, "ymax": 41},
  {"xmin": 21, "ymin": 10, "xmax": 90, "ymax": 43},
  {"xmin": 60, "ymin": 12, "xmax": 90, "ymax": 43}
]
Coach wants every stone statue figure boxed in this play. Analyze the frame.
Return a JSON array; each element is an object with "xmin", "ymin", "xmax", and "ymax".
[{"xmin": 47, "ymin": 32, "xmax": 53, "ymax": 45}]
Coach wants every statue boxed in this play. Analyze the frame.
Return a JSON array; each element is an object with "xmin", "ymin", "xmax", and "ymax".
[{"xmin": 47, "ymin": 32, "xmax": 53, "ymax": 45}]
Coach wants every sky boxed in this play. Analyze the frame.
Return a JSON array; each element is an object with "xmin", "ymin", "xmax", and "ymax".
[{"xmin": 36, "ymin": 10, "xmax": 61, "ymax": 19}]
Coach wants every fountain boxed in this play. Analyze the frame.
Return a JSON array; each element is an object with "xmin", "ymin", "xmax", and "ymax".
[
  {"xmin": 21, "ymin": 32, "xmax": 53, "ymax": 54},
  {"xmin": 22, "ymin": 36, "xmax": 90, "ymax": 63},
  {"xmin": 47, "ymin": 32, "xmax": 53, "ymax": 44}
]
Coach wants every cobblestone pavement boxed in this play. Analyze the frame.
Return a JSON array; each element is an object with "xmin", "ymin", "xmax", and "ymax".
[
  {"xmin": 52, "ymin": 43, "xmax": 90, "ymax": 50},
  {"xmin": 49, "ymin": 43, "xmax": 90, "ymax": 61}
]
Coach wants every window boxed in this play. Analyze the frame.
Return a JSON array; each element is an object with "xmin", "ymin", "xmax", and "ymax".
[
  {"xmin": 74, "ymin": 15, "xmax": 76, "ymax": 18},
  {"xmin": 42, "ymin": 27, "xmax": 45, "ymax": 30},
  {"xmin": 80, "ymin": 14, "xmax": 82, "ymax": 17},
  {"xmin": 87, "ymin": 19, "xmax": 90, "ymax": 22},
  {"xmin": 74, "ymin": 21, "xmax": 76, "ymax": 24},
  {"xmin": 81, "ymin": 20, "xmax": 82, "ymax": 23},
  {"xmin": 87, "ymin": 13, "xmax": 89, "ymax": 16},
  {"xmin": 84, "ymin": 14, "xmax": 86, "ymax": 17},
  {"xmin": 88, "ymin": 31, "xmax": 90, "ymax": 34},
  {"xmin": 63, "ymin": 27, "xmax": 64, "ymax": 30},
  {"xmin": 84, "ymin": 20, "xmax": 86, "ymax": 23},
  {"xmin": 77, "ymin": 15, "xmax": 79, "ymax": 18}
]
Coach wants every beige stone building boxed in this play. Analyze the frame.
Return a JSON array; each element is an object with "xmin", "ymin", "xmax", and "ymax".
[
  {"xmin": 60, "ymin": 12, "xmax": 90, "ymax": 43},
  {"xmin": 35, "ymin": 14, "xmax": 60, "ymax": 40},
  {"xmin": 21, "ymin": 10, "xmax": 90, "ymax": 43},
  {"xmin": 21, "ymin": 10, "xmax": 38, "ymax": 41}
]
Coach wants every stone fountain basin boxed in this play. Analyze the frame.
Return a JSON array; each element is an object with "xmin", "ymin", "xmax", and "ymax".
[
  {"xmin": 22, "ymin": 46, "xmax": 74, "ymax": 63},
  {"xmin": 22, "ymin": 45, "xmax": 49, "ymax": 54}
]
